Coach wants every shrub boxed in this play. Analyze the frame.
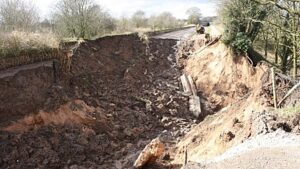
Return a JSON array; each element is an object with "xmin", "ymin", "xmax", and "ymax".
[
  {"xmin": 229, "ymin": 32, "xmax": 252, "ymax": 54},
  {"xmin": 219, "ymin": 0, "xmax": 268, "ymax": 55}
]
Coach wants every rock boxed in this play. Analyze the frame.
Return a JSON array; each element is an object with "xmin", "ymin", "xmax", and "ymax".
[
  {"xmin": 124, "ymin": 128, "xmax": 132, "ymax": 137},
  {"xmin": 133, "ymin": 138, "xmax": 165, "ymax": 168},
  {"xmin": 157, "ymin": 104, "xmax": 164, "ymax": 109},
  {"xmin": 161, "ymin": 116, "xmax": 169, "ymax": 123},
  {"xmin": 220, "ymin": 131, "xmax": 235, "ymax": 142},
  {"xmin": 157, "ymin": 94, "xmax": 166, "ymax": 102},
  {"xmin": 169, "ymin": 109, "xmax": 178, "ymax": 115},
  {"xmin": 292, "ymin": 126, "xmax": 300, "ymax": 133},
  {"xmin": 251, "ymin": 112, "xmax": 276, "ymax": 135}
]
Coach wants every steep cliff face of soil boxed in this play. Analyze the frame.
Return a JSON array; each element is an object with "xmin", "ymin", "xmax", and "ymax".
[
  {"xmin": 0, "ymin": 34, "xmax": 195, "ymax": 169},
  {"xmin": 0, "ymin": 66, "xmax": 54, "ymax": 127},
  {"xmin": 182, "ymin": 40, "xmax": 267, "ymax": 110},
  {"xmin": 171, "ymin": 35, "xmax": 300, "ymax": 167}
]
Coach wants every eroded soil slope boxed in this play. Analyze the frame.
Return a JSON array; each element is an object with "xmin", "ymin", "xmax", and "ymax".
[
  {"xmin": 0, "ymin": 34, "xmax": 196, "ymax": 169},
  {"xmin": 0, "ymin": 66, "xmax": 54, "ymax": 127},
  {"xmin": 171, "ymin": 34, "xmax": 300, "ymax": 167}
]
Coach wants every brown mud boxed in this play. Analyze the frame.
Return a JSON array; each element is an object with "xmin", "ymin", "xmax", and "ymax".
[{"xmin": 0, "ymin": 34, "xmax": 199, "ymax": 169}]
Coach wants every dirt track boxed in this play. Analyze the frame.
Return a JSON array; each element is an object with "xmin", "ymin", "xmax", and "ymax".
[{"xmin": 0, "ymin": 61, "xmax": 53, "ymax": 79}]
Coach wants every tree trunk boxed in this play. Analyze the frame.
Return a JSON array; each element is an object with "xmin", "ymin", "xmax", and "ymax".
[
  {"xmin": 274, "ymin": 29, "xmax": 279, "ymax": 64},
  {"xmin": 264, "ymin": 32, "xmax": 268, "ymax": 58},
  {"xmin": 292, "ymin": 36, "xmax": 297, "ymax": 78},
  {"xmin": 275, "ymin": 41, "xmax": 279, "ymax": 64},
  {"xmin": 292, "ymin": 2, "xmax": 298, "ymax": 79}
]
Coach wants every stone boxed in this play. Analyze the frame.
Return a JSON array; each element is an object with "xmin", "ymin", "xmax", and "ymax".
[
  {"xmin": 157, "ymin": 104, "xmax": 164, "ymax": 109},
  {"xmin": 133, "ymin": 138, "xmax": 165, "ymax": 168},
  {"xmin": 161, "ymin": 116, "xmax": 169, "ymax": 123}
]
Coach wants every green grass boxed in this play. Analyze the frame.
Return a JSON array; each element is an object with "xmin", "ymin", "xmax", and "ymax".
[{"xmin": 274, "ymin": 103, "xmax": 300, "ymax": 118}]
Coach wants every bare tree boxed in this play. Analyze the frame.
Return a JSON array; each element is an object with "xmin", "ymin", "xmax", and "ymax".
[
  {"xmin": 53, "ymin": 0, "xmax": 115, "ymax": 38},
  {"xmin": 0, "ymin": 0, "xmax": 39, "ymax": 31},
  {"xmin": 131, "ymin": 10, "xmax": 147, "ymax": 28},
  {"xmin": 148, "ymin": 12, "xmax": 179, "ymax": 30},
  {"xmin": 186, "ymin": 7, "xmax": 202, "ymax": 25},
  {"xmin": 116, "ymin": 16, "xmax": 131, "ymax": 32}
]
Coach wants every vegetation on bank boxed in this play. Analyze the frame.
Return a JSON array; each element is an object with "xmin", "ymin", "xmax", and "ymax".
[
  {"xmin": 274, "ymin": 103, "xmax": 300, "ymax": 118},
  {"xmin": 0, "ymin": 31, "xmax": 59, "ymax": 58},
  {"xmin": 219, "ymin": 0, "xmax": 300, "ymax": 79}
]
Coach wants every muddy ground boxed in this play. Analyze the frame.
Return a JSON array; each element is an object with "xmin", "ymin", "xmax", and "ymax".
[{"xmin": 0, "ymin": 33, "xmax": 202, "ymax": 169}]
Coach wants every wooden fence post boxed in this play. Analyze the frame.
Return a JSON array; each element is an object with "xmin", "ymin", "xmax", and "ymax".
[{"xmin": 272, "ymin": 67, "xmax": 277, "ymax": 109}]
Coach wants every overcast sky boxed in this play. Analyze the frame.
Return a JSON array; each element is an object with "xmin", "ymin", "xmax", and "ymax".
[{"xmin": 34, "ymin": 0, "xmax": 217, "ymax": 19}]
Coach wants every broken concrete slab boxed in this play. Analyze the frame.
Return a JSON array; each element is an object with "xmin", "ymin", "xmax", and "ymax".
[
  {"xmin": 181, "ymin": 73, "xmax": 202, "ymax": 118},
  {"xmin": 189, "ymin": 95, "xmax": 202, "ymax": 118},
  {"xmin": 181, "ymin": 74, "xmax": 192, "ymax": 96}
]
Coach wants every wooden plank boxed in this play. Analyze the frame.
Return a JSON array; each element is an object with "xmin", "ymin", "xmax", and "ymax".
[
  {"xmin": 181, "ymin": 74, "xmax": 192, "ymax": 96},
  {"xmin": 187, "ymin": 75, "xmax": 197, "ymax": 96},
  {"xmin": 189, "ymin": 95, "xmax": 202, "ymax": 118},
  {"xmin": 181, "ymin": 73, "xmax": 202, "ymax": 118}
]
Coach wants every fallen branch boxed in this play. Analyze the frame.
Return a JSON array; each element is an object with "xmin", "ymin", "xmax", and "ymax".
[{"xmin": 278, "ymin": 80, "xmax": 300, "ymax": 107}]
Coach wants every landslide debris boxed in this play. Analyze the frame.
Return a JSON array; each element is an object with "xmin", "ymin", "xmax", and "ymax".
[
  {"xmin": 1, "ymin": 31, "xmax": 299, "ymax": 169},
  {"xmin": 0, "ymin": 34, "xmax": 196, "ymax": 169}
]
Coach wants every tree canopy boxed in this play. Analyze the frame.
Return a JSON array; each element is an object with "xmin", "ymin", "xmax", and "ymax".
[
  {"xmin": 0, "ymin": 0, "xmax": 39, "ymax": 31},
  {"xmin": 53, "ymin": 0, "xmax": 115, "ymax": 38},
  {"xmin": 186, "ymin": 7, "xmax": 202, "ymax": 24}
]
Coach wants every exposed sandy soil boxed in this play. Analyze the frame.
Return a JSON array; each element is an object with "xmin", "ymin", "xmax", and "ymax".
[{"xmin": 170, "ymin": 33, "xmax": 300, "ymax": 168}]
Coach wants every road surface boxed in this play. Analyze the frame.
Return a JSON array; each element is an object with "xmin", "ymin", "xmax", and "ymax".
[
  {"xmin": 0, "ymin": 61, "xmax": 53, "ymax": 79},
  {"xmin": 152, "ymin": 27, "xmax": 196, "ymax": 40}
]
